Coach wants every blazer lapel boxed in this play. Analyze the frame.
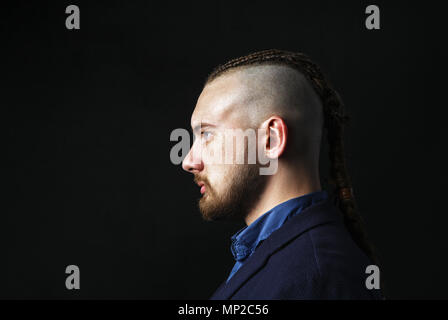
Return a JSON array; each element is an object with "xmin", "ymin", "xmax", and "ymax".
[{"xmin": 210, "ymin": 197, "xmax": 341, "ymax": 300}]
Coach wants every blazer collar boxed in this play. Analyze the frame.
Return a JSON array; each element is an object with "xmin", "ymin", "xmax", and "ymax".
[{"xmin": 210, "ymin": 196, "xmax": 342, "ymax": 300}]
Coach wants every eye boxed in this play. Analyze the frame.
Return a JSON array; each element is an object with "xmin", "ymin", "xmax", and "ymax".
[{"xmin": 201, "ymin": 131, "xmax": 213, "ymax": 141}]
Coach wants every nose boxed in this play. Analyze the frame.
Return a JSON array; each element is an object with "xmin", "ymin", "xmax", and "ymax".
[{"xmin": 182, "ymin": 143, "xmax": 204, "ymax": 173}]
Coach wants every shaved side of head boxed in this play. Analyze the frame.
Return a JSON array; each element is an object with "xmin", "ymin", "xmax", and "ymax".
[{"xmin": 204, "ymin": 64, "xmax": 324, "ymax": 162}]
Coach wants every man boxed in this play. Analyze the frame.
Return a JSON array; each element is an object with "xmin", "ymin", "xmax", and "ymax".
[{"xmin": 182, "ymin": 49, "xmax": 383, "ymax": 299}]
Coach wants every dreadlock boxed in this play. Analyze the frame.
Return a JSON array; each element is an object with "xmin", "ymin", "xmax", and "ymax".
[{"xmin": 205, "ymin": 49, "xmax": 381, "ymax": 269}]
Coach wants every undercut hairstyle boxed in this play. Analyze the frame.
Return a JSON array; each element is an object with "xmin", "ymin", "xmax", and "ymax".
[{"xmin": 205, "ymin": 49, "xmax": 381, "ymax": 271}]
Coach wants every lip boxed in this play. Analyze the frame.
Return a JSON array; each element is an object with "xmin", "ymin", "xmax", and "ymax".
[
  {"xmin": 196, "ymin": 181, "xmax": 206, "ymax": 194},
  {"xmin": 196, "ymin": 181, "xmax": 205, "ymax": 187}
]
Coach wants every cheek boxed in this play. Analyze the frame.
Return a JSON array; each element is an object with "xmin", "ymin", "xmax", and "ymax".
[
  {"xmin": 199, "ymin": 140, "xmax": 216, "ymax": 164},
  {"xmin": 201, "ymin": 135, "xmax": 227, "ymax": 165},
  {"xmin": 205, "ymin": 164, "xmax": 234, "ymax": 191}
]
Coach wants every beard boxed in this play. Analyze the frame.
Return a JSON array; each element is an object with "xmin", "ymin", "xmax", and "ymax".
[{"xmin": 194, "ymin": 164, "xmax": 267, "ymax": 222}]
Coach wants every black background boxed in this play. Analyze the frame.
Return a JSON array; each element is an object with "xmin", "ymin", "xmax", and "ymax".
[{"xmin": 2, "ymin": 0, "xmax": 446, "ymax": 299}]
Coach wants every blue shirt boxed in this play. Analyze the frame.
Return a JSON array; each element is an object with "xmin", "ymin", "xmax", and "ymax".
[{"xmin": 226, "ymin": 190, "xmax": 328, "ymax": 282}]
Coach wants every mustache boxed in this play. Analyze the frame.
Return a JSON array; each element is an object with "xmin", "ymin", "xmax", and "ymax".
[
  {"xmin": 193, "ymin": 175, "xmax": 214, "ymax": 193},
  {"xmin": 194, "ymin": 175, "xmax": 209, "ymax": 186}
]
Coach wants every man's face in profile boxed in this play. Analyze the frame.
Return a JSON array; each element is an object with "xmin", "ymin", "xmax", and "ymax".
[{"xmin": 182, "ymin": 72, "xmax": 265, "ymax": 221}]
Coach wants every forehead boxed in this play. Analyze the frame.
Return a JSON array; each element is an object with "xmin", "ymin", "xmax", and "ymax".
[{"xmin": 191, "ymin": 72, "xmax": 249, "ymax": 129}]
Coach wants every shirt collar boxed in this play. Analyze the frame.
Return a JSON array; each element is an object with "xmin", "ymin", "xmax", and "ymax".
[{"xmin": 230, "ymin": 190, "xmax": 328, "ymax": 262}]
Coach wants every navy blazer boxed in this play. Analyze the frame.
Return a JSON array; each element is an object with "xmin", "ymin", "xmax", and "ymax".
[{"xmin": 210, "ymin": 197, "xmax": 383, "ymax": 300}]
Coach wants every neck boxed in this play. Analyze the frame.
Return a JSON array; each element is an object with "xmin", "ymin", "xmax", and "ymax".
[{"xmin": 244, "ymin": 162, "xmax": 321, "ymax": 225}]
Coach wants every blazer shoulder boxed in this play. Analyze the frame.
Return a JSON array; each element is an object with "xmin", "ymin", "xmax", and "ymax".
[{"xmin": 265, "ymin": 219, "xmax": 380, "ymax": 299}]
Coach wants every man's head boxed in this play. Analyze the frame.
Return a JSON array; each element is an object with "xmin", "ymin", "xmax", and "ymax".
[{"xmin": 182, "ymin": 50, "xmax": 324, "ymax": 221}]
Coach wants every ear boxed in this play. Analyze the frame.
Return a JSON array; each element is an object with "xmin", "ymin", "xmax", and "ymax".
[{"xmin": 260, "ymin": 116, "xmax": 288, "ymax": 159}]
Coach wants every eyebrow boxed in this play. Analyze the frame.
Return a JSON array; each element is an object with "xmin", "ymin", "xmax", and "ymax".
[{"xmin": 192, "ymin": 122, "xmax": 216, "ymax": 134}]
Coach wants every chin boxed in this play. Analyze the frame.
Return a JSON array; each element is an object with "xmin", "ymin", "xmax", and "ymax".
[{"xmin": 199, "ymin": 199, "xmax": 243, "ymax": 223}]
